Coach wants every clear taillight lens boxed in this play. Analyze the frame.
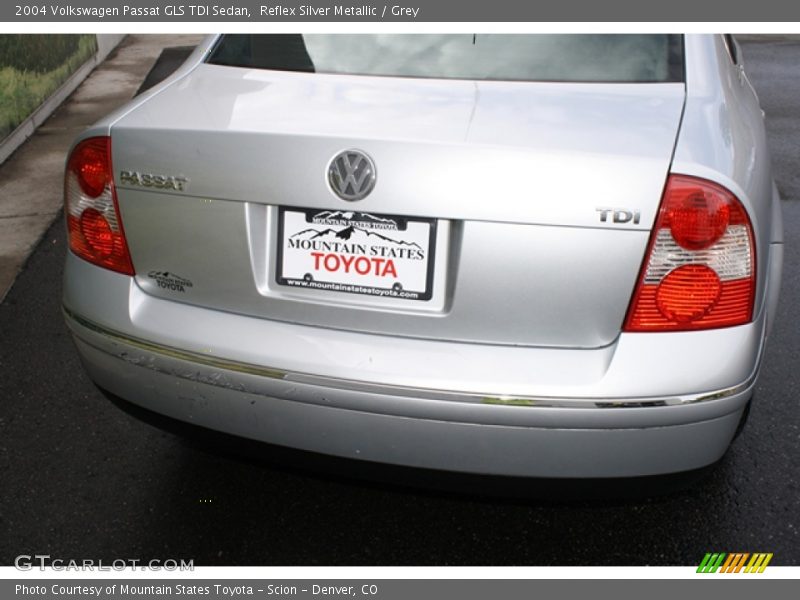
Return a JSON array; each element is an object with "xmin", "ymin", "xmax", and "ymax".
[
  {"xmin": 624, "ymin": 174, "xmax": 755, "ymax": 332},
  {"xmin": 65, "ymin": 137, "xmax": 134, "ymax": 275}
]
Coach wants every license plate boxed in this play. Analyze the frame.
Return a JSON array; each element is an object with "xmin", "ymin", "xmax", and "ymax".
[{"xmin": 276, "ymin": 207, "xmax": 436, "ymax": 301}]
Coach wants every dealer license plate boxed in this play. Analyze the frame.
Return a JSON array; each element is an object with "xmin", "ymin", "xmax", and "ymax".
[{"xmin": 276, "ymin": 207, "xmax": 436, "ymax": 301}]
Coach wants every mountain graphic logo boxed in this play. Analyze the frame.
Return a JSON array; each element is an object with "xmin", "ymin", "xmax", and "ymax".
[
  {"xmin": 310, "ymin": 210, "xmax": 400, "ymax": 231},
  {"xmin": 146, "ymin": 271, "xmax": 194, "ymax": 291},
  {"xmin": 290, "ymin": 225, "xmax": 422, "ymax": 250}
]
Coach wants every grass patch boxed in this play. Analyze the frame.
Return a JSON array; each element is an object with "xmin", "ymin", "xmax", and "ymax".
[{"xmin": 0, "ymin": 35, "xmax": 97, "ymax": 139}]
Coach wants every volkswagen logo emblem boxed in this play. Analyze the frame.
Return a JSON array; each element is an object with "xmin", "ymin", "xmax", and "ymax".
[{"xmin": 327, "ymin": 149, "xmax": 376, "ymax": 201}]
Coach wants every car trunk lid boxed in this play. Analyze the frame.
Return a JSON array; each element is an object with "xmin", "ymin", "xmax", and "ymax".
[{"xmin": 110, "ymin": 64, "xmax": 685, "ymax": 348}]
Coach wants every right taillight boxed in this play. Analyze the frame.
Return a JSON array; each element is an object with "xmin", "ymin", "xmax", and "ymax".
[
  {"xmin": 64, "ymin": 137, "xmax": 134, "ymax": 275},
  {"xmin": 624, "ymin": 174, "xmax": 755, "ymax": 332}
]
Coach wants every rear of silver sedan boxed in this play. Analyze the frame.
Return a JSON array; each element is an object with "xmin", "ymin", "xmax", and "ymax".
[{"xmin": 62, "ymin": 34, "xmax": 783, "ymax": 478}]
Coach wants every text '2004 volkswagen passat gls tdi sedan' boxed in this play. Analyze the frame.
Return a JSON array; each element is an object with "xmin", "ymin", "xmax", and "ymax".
[{"xmin": 63, "ymin": 34, "xmax": 783, "ymax": 479}]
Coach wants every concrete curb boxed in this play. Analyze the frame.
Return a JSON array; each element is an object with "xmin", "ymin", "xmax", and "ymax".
[
  {"xmin": 0, "ymin": 57, "xmax": 96, "ymax": 166},
  {"xmin": 0, "ymin": 34, "xmax": 204, "ymax": 304},
  {"xmin": 0, "ymin": 34, "xmax": 125, "ymax": 167}
]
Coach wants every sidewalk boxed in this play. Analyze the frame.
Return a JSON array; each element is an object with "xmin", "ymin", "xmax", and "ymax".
[{"xmin": 0, "ymin": 34, "xmax": 204, "ymax": 303}]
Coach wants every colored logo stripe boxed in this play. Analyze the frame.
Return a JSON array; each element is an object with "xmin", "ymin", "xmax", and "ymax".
[
  {"xmin": 720, "ymin": 553, "xmax": 749, "ymax": 573},
  {"xmin": 745, "ymin": 553, "xmax": 773, "ymax": 573},
  {"xmin": 698, "ymin": 553, "xmax": 725, "ymax": 573},
  {"xmin": 697, "ymin": 552, "xmax": 773, "ymax": 573}
]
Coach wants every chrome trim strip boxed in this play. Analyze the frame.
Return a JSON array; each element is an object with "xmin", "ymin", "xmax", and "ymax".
[
  {"xmin": 65, "ymin": 307, "xmax": 287, "ymax": 381},
  {"xmin": 64, "ymin": 306, "xmax": 754, "ymax": 410}
]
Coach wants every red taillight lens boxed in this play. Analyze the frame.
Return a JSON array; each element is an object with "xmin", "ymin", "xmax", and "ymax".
[
  {"xmin": 79, "ymin": 208, "xmax": 115, "ymax": 258},
  {"xmin": 665, "ymin": 181, "xmax": 730, "ymax": 250},
  {"xmin": 655, "ymin": 265, "xmax": 722, "ymax": 322},
  {"xmin": 65, "ymin": 137, "xmax": 134, "ymax": 275},
  {"xmin": 72, "ymin": 140, "xmax": 109, "ymax": 198},
  {"xmin": 624, "ymin": 174, "xmax": 755, "ymax": 332}
]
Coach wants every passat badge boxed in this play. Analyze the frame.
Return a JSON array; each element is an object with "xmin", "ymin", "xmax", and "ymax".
[{"xmin": 119, "ymin": 170, "xmax": 188, "ymax": 192}]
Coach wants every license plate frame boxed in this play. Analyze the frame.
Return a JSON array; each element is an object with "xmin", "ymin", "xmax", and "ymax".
[{"xmin": 276, "ymin": 207, "xmax": 437, "ymax": 301}]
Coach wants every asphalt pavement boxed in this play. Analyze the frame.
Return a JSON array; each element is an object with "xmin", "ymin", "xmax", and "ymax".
[{"xmin": 0, "ymin": 37, "xmax": 798, "ymax": 566}]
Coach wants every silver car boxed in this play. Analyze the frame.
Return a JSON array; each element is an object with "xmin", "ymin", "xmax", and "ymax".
[{"xmin": 62, "ymin": 34, "xmax": 783, "ymax": 478}]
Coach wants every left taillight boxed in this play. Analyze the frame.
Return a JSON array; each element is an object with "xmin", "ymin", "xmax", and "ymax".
[{"xmin": 65, "ymin": 137, "xmax": 134, "ymax": 275}]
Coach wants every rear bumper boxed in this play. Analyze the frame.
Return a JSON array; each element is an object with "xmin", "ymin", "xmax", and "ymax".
[
  {"xmin": 73, "ymin": 330, "xmax": 747, "ymax": 478},
  {"xmin": 63, "ymin": 252, "xmax": 766, "ymax": 478}
]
